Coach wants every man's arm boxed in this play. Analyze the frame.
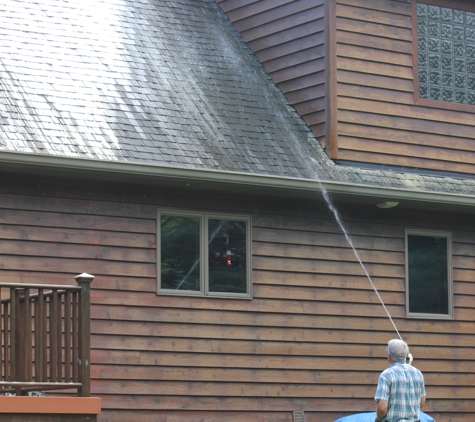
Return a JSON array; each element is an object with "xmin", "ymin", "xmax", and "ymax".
[
  {"xmin": 420, "ymin": 396, "xmax": 426, "ymax": 408},
  {"xmin": 376, "ymin": 399, "xmax": 388, "ymax": 421}
]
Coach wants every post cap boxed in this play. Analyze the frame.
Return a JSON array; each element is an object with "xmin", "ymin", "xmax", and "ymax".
[{"xmin": 75, "ymin": 273, "xmax": 95, "ymax": 283}]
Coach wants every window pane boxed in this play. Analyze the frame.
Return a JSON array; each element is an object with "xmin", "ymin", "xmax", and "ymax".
[
  {"xmin": 408, "ymin": 234, "xmax": 448, "ymax": 314},
  {"xmin": 208, "ymin": 218, "xmax": 247, "ymax": 294},
  {"xmin": 160, "ymin": 215, "xmax": 200, "ymax": 291}
]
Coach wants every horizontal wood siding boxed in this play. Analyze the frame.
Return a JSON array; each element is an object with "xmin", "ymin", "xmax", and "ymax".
[
  {"xmin": 0, "ymin": 173, "xmax": 474, "ymax": 421},
  {"xmin": 217, "ymin": 0, "xmax": 327, "ymax": 141},
  {"xmin": 335, "ymin": 0, "xmax": 475, "ymax": 175},
  {"xmin": 218, "ymin": 0, "xmax": 475, "ymax": 174}
]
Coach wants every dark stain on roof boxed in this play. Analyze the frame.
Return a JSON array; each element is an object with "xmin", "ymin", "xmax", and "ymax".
[{"xmin": 0, "ymin": 0, "xmax": 474, "ymax": 196}]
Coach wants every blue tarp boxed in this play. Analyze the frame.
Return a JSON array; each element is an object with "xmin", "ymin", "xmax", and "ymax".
[{"xmin": 334, "ymin": 412, "xmax": 435, "ymax": 422}]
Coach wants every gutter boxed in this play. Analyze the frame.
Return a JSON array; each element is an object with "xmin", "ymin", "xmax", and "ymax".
[{"xmin": 1, "ymin": 151, "xmax": 475, "ymax": 208}]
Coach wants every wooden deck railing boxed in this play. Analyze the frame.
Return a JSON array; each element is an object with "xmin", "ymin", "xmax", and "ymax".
[{"xmin": 0, "ymin": 273, "xmax": 93, "ymax": 397}]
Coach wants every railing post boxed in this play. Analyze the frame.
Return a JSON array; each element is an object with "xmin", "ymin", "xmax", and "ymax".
[
  {"xmin": 10, "ymin": 288, "xmax": 19, "ymax": 390},
  {"xmin": 75, "ymin": 273, "xmax": 94, "ymax": 397},
  {"xmin": 22, "ymin": 288, "xmax": 32, "ymax": 385}
]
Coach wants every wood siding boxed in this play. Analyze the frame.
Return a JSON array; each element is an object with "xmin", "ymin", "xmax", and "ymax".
[
  {"xmin": 1, "ymin": 172, "xmax": 474, "ymax": 421},
  {"xmin": 218, "ymin": 0, "xmax": 475, "ymax": 176},
  {"xmin": 335, "ymin": 0, "xmax": 475, "ymax": 175},
  {"xmin": 217, "ymin": 0, "xmax": 327, "ymax": 141}
]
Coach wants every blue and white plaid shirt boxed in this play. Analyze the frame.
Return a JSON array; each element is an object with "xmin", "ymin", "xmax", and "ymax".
[{"xmin": 375, "ymin": 362, "xmax": 426, "ymax": 422}]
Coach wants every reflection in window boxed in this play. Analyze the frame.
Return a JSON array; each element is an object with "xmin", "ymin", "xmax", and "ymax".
[
  {"xmin": 158, "ymin": 211, "xmax": 251, "ymax": 298},
  {"xmin": 208, "ymin": 219, "xmax": 247, "ymax": 294},
  {"xmin": 407, "ymin": 232, "xmax": 451, "ymax": 316},
  {"xmin": 160, "ymin": 215, "xmax": 200, "ymax": 291}
]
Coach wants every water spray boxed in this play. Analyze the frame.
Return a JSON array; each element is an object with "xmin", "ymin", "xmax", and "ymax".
[{"xmin": 311, "ymin": 159, "xmax": 414, "ymax": 363}]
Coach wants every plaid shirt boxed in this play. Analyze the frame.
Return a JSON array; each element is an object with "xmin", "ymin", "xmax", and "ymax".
[{"xmin": 375, "ymin": 362, "xmax": 426, "ymax": 422}]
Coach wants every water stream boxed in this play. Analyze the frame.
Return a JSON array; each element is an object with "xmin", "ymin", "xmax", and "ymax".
[{"xmin": 311, "ymin": 160, "xmax": 403, "ymax": 342}]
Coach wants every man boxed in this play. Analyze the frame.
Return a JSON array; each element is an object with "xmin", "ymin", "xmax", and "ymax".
[{"xmin": 374, "ymin": 339, "xmax": 426, "ymax": 422}]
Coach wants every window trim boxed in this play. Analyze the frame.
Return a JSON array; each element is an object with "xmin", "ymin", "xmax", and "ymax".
[
  {"xmin": 157, "ymin": 209, "xmax": 252, "ymax": 299},
  {"xmin": 405, "ymin": 229, "xmax": 453, "ymax": 319},
  {"xmin": 411, "ymin": 0, "xmax": 475, "ymax": 112}
]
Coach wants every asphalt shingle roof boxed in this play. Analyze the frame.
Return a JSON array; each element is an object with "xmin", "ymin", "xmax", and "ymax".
[{"xmin": 1, "ymin": 0, "xmax": 475, "ymax": 197}]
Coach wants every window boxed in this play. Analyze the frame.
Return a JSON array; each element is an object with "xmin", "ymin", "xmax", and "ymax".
[
  {"xmin": 405, "ymin": 230, "xmax": 453, "ymax": 319},
  {"xmin": 415, "ymin": 0, "xmax": 475, "ymax": 106},
  {"xmin": 158, "ymin": 210, "xmax": 251, "ymax": 298}
]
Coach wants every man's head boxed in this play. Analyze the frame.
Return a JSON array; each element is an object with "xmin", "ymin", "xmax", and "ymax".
[{"xmin": 386, "ymin": 339, "xmax": 409, "ymax": 362}]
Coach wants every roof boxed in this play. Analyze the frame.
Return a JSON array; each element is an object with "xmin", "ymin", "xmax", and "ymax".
[{"xmin": 1, "ymin": 0, "xmax": 475, "ymax": 204}]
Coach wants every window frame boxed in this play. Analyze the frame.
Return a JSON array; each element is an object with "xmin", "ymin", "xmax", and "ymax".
[
  {"xmin": 405, "ymin": 229, "xmax": 453, "ymax": 319},
  {"xmin": 157, "ymin": 209, "xmax": 252, "ymax": 299},
  {"xmin": 412, "ymin": 0, "xmax": 475, "ymax": 112}
]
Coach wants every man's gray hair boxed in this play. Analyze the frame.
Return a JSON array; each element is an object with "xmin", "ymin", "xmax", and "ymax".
[{"xmin": 387, "ymin": 339, "xmax": 408, "ymax": 361}]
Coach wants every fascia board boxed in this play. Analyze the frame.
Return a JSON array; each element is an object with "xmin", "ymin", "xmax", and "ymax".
[{"xmin": 0, "ymin": 151, "xmax": 475, "ymax": 208}]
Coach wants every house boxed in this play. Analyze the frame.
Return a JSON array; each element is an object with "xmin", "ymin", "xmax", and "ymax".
[{"xmin": 0, "ymin": 0, "xmax": 474, "ymax": 421}]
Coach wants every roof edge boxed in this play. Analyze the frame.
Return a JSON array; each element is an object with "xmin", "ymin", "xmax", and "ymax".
[{"xmin": 1, "ymin": 151, "xmax": 474, "ymax": 208}]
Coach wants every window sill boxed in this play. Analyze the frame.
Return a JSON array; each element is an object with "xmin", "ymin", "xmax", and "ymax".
[
  {"xmin": 157, "ymin": 289, "xmax": 252, "ymax": 300},
  {"xmin": 415, "ymin": 96, "xmax": 475, "ymax": 113},
  {"xmin": 406, "ymin": 312, "xmax": 454, "ymax": 320}
]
